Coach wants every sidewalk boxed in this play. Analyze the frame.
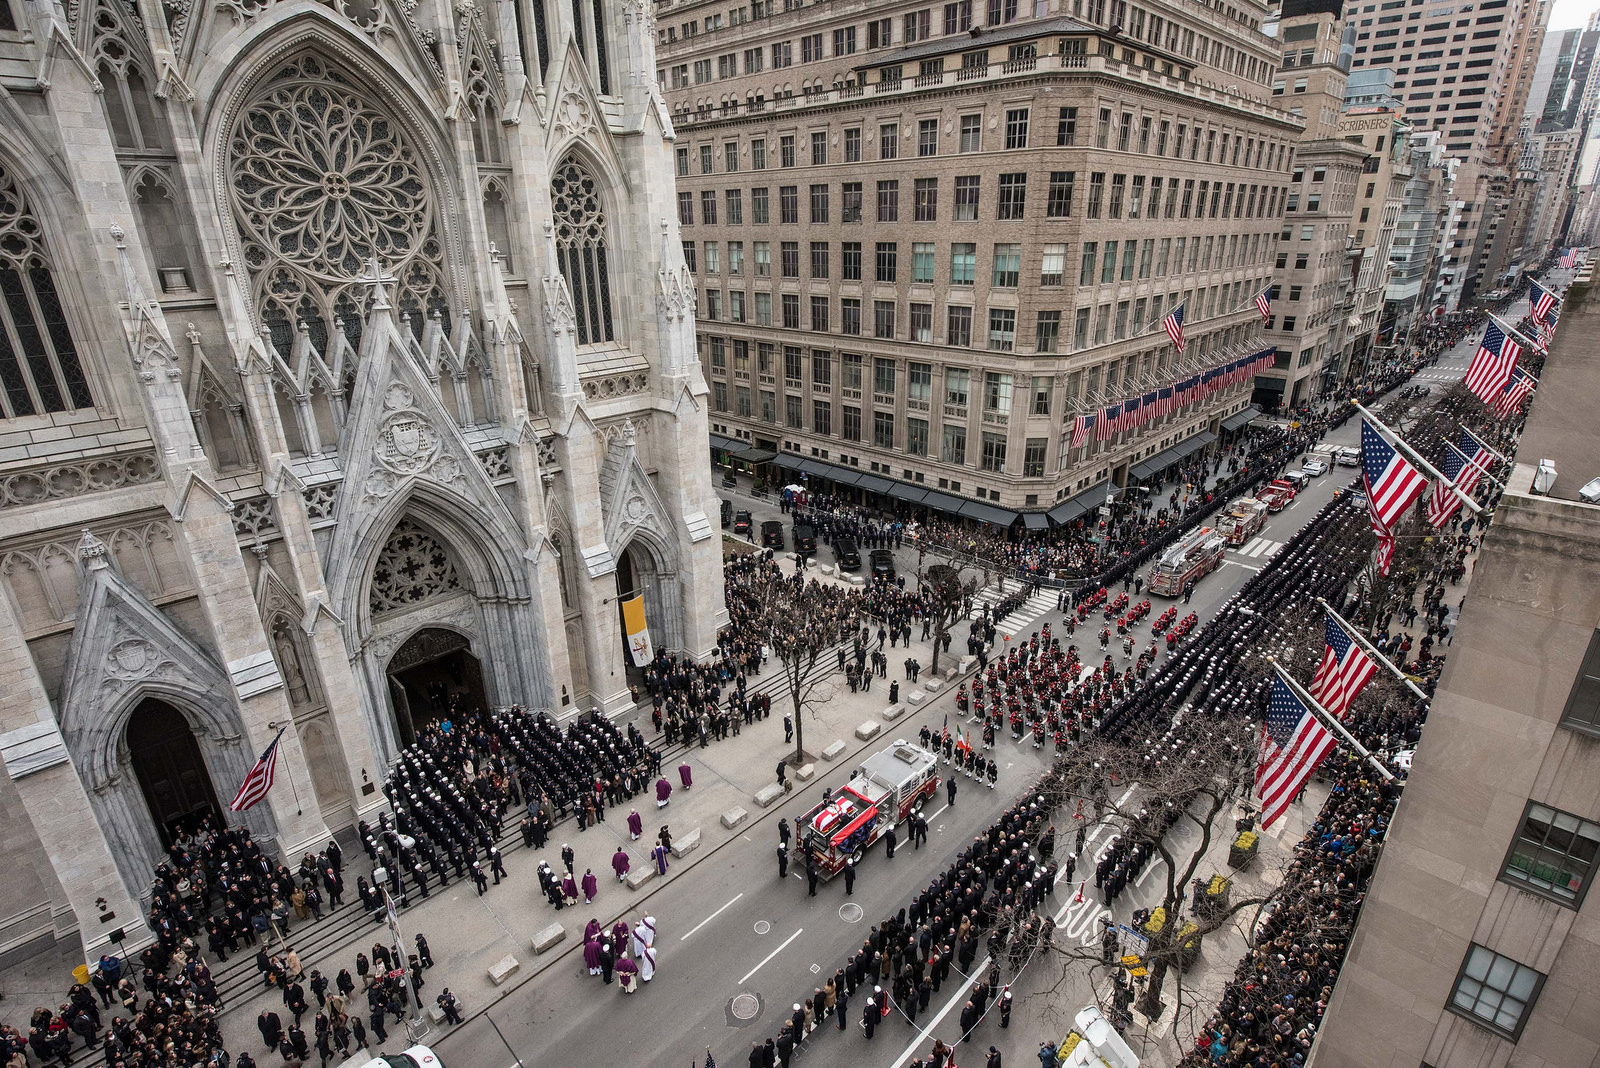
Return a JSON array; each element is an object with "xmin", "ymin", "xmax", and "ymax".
[{"xmin": 165, "ymin": 611, "xmax": 960, "ymax": 1062}]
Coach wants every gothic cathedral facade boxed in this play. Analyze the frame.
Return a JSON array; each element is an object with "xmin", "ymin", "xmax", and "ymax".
[{"xmin": 0, "ymin": 0, "xmax": 721, "ymax": 963}]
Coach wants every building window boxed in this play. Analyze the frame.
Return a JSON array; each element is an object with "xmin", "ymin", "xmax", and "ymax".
[
  {"xmin": 841, "ymin": 298, "xmax": 861, "ymax": 335},
  {"xmin": 980, "ymin": 430, "xmax": 1007, "ymax": 472},
  {"xmin": 880, "ymin": 123, "xmax": 899, "ymax": 159},
  {"xmin": 950, "ymin": 243, "xmax": 976, "ymax": 285},
  {"xmin": 842, "ymin": 182, "xmax": 863, "ymax": 223},
  {"xmin": 873, "ymin": 410, "xmax": 895, "ymax": 448},
  {"xmin": 910, "ymin": 303, "xmax": 933, "ymax": 342},
  {"xmin": 912, "ymin": 242, "xmax": 936, "ymax": 283},
  {"xmin": 1560, "ymin": 629, "xmax": 1600, "ymax": 736},
  {"xmin": 987, "ymin": 308, "xmax": 1016, "ymax": 351},
  {"xmin": 914, "ymin": 178, "xmax": 938, "ymax": 221},
  {"xmin": 907, "ymin": 417, "xmax": 929, "ymax": 455},
  {"xmin": 1448, "ymin": 945, "xmax": 1544, "ymax": 1041},
  {"xmin": 809, "ymin": 184, "xmax": 829, "ymax": 223},
  {"xmin": 960, "ymin": 114, "xmax": 982, "ymax": 153},
  {"xmin": 992, "ymin": 244, "xmax": 1020, "ymax": 287},
  {"xmin": 918, "ymin": 119, "xmax": 939, "ymax": 156},
  {"xmin": 752, "ymin": 139, "xmax": 767, "ymax": 168},
  {"xmin": 1040, "ymin": 244, "xmax": 1065, "ymax": 286},
  {"xmin": 843, "ymin": 405, "xmax": 861, "ymax": 441},
  {"xmin": 806, "ymin": 239, "xmax": 832, "ymax": 278},
  {"xmin": 1500, "ymin": 800, "xmax": 1600, "ymax": 907},
  {"xmin": 942, "ymin": 425, "xmax": 966, "ymax": 465},
  {"xmin": 876, "ymin": 242, "xmax": 898, "ymax": 282},
  {"xmin": 813, "ymin": 400, "xmax": 832, "ymax": 435},
  {"xmin": 1080, "ymin": 242, "xmax": 1096, "ymax": 286},
  {"xmin": 810, "ymin": 296, "xmax": 829, "ymax": 331},
  {"xmin": 780, "ymin": 186, "xmax": 799, "ymax": 223},
  {"xmin": 983, "ymin": 370, "xmax": 1011, "ymax": 414},
  {"xmin": 1004, "ymin": 108, "xmax": 1029, "ymax": 148},
  {"xmin": 1023, "ymin": 437, "xmax": 1046, "ymax": 477},
  {"xmin": 781, "ymin": 293, "xmax": 800, "ymax": 328},
  {"xmin": 677, "ymin": 190, "xmax": 693, "ymax": 225},
  {"xmin": 844, "ymin": 127, "xmax": 861, "ymax": 162},
  {"xmin": 842, "ymin": 242, "xmax": 862, "ymax": 280},
  {"xmin": 811, "ymin": 131, "xmax": 827, "ymax": 166},
  {"xmin": 1047, "ymin": 171, "xmax": 1074, "ymax": 217},
  {"xmin": 1086, "ymin": 172, "xmax": 1104, "ymax": 218},
  {"xmin": 754, "ymin": 240, "xmax": 771, "ymax": 276},
  {"xmin": 781, "ymin": 241, "xmax": 799, "ymax": 277},
  {"xmin": 726, "ymin": 189, "xmax": 743, "ymax": 224},
  {"xmin": 955, "ymin": 176, "xmax": 980, "ymax": 220},
  {"xmin": 997, "ymin": 173, "xmax": 1026, "ymax": 219},
  {"xmin": 908, "ymin": 362, "xmax": 932, "ymax": 402},
  {"xmin": 947, "ymin": 306, "xmax": 972, "ymax": 347},
  {"xmin": 944, "ymin": 367, "xmax": 970, "ymax": 406},
  {"xmin": 1057, "ymin": 106, "xmax": 1077, "ymax": 146},
  {"xmin": 877, "ymin": 181, "xmax": 900, "ymax": 222},
  {"xmin": 1034, "ymin": 311, "xmax": 1060, "ymax": 352},
  {"xmin": 551, "ymin": 154, "xmax": 615, "ymax": 345},
  {"xmin": 873, "ymin": 300, "xmax": 897, "ymax": 339},
  {"xmin": 752, "ymin": 187, "xmax": 769, "ymax": 223}
]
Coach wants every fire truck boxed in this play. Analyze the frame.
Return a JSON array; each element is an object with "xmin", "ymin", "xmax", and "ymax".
[
  {"xmin": 1256, "ymin": 478, "xmax": 1298, "ymax": 513},
  {"xmin": 1215, "ymin": 498, "xmax": 1268, "ymax": 546},
  {"xmin": 1147, "ymin": 526, "xmax": 1226, "ymax": 596},
  {"xmin": 796, "ymin": 741, "xmax": 940, "ymax": 878}
]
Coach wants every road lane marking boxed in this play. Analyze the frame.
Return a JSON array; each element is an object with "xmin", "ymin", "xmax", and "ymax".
[
  {"xmin": 681, "ymin": 892, "xmax": 744, "ymax": 941},
  {"xmin": 739, "ymin": 927, "xmax": 804, "ymax": 984}
]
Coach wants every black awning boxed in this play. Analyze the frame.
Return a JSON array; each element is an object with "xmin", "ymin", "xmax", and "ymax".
[
  {"xmin": 855, "ymin": 473, "xmax": 898, "ymax": 495},
  {"xmin": 1130, "ymin": 446, "xmax": 1184, "ymax": 482},
  {"xmin": 1021, "ymin": 511, "xmax": 1050, "ymax": 530},
  {"xmin": 775, "ymin": 453, "xmax": 806, "ymax": 470},
  {"xmin": 709, "ymin": 434, "xmax": 741, "ymax": 452},
  {"xmin": 959, "ymin": 500, "xmax": 1020, "ymax": 527},
  {"xmin": 887, "ymin": 482, "xmax": 930, "ymax": 504},
  {"xmin": 1220, "ymin": 406, "xmax": 1262, "ymax": 433},
  {"xmin": 1047, "ymin": 481, "xmax": 1121, "ymax": 525},
  {"xmin": 732, "ymin": 447, "xmax": 778, "ymax": 464},
  {"xmin": 1174, "ymin": 430, "xmax": 1217, "ymax": 458},
  {"xmin": 916, "ymin": 488, "xmax": 969, "ymax": 517}
]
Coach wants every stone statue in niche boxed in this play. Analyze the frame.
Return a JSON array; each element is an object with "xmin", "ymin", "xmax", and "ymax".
[{"xmin": 274, "ymin": 624, "xmax": 312, "ymax": 707}]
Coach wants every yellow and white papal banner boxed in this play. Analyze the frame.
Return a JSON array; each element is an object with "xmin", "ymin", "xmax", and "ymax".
[{"xmin": 623, "ymin": 594, "xmax": 654, "ymax": 666}]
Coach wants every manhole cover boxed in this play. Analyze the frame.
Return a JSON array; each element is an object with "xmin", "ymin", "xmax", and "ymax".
[
  {"xmin": 839, "ymin": 903, "xmax": 864, "ymax": 923},
  {"xmin": 754, "ymin": 920, "xmax": 772, "ymax": 935},
  {"xmin": 731, "ymin": 994, "xmax": 761, "ymax": 1020}
]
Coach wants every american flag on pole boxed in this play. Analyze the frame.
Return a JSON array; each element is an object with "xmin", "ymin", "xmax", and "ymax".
[
  {"xmin": 1162, "ymin": 303, "xmax": 1186, "ymax": 353},
  {"xmin": 1071, "ymin": 411, "xmax": 1096, "ymax": 450},
  {"xmin": 1559, "ymin": 248, "xmax": 1576, "ymax": 268},
  {"xmin": 229, "ymin": 726, "xmax": 286, "ymax": 812},
  {"xmin": 1361, "ymin": 420, "xmax": 1430, "ymax": 574},
  {"xmin": 1255, "ymin": 288, "xmax": 1272, "ymax": 324},
  {"xmin": 1157, "ymin": 385, "xmax": 1173, "ymax": 417},
  {"xmin": 1308, "ymin": 613, "xmax": 1379, "ymax": 720},
  {"xmin": 1425, "ymin": 430, "xmax": 1491, "ymax": 529},
  {"xmin": 1095, "ymin": 402, "xmax": 1121, "ymax": 442},
  {"xmin": 1462, "ymin": 322, "xmax": 1521, "ymax": 405},
  {"xmin": 1529, "ymin": 280, "xmax": 1557, "ymax": 323},
  {"xmin": 1493, "ymin": 365, "xmax": 1536, "ymax": 420},
  {"xmin": 1256, "ymin": 677, "xmax": 1337, "ymax": 830}
]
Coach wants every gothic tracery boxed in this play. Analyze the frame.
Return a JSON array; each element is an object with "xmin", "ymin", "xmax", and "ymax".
[{"xmin": 227, "ymin": 55, "xmax": 451, "ymax": 345}]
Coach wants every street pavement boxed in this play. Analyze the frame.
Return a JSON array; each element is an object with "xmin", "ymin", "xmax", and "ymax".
[
  {"xmin": 420, "ymin": 335, "xmax": 1491, "ymax": 1068},
  {"xmin": 16, "ymin": 324, "xmax": 1483, "ymax": 1068}
]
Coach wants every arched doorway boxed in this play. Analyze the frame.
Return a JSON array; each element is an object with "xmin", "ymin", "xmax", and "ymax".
[
  {"xmin": 386, "ymin": 628, "xmax": 488, "ymax": 746},
  {"xmin": 615, "ymin": 546, "xmax": 652, "ymax": 689},
  {"xmin": 126, "ymin": 699, "xmax": 224, "ymax": 848}
]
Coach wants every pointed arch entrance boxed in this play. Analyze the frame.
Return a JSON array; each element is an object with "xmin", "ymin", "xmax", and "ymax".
[
  {"xmin": 126, "ymin": 699, "xmax": 224, "ymax": 847},
  {"xmin": 385, "ymin": 628, "xmax": 488, "ymax": 746}
]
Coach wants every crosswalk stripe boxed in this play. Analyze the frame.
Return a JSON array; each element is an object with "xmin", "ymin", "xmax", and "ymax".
[
  {"xmin": 1246, "ymin": 538, "xmax": 1279, "ymax": 558},
  {"xmin": 1238, "ymin": 536, "xmax": 1263, "ymax": 555}
]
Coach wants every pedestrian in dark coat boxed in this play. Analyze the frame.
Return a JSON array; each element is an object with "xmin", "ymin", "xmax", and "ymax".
[
  {"xmin": 777, "ymin": 845, "xmax": 789, "ymax": 879},
  {"xmin": 947, "ymin": 777, "xmax": 957, "ymax": 806},
  {"xmin": 843, "ymin": 859, "xmax": 856, "ymax": 895},
  {"xmin": 258, "ymin": 1011, "xmax": 282, "ymax": 1051},
  {"xmin": 885, "ymin": 827, "xmax": 897, "ymax": 859}
]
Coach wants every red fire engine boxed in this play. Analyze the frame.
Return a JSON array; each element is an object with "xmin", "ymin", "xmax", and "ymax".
[
  {"xmin": 797, "ymin": 741, "xmax": 940, "ymax": 878},
  {"xmin": 1147, "ymin": 526, "xmax": 1227, "ymax": 596}
]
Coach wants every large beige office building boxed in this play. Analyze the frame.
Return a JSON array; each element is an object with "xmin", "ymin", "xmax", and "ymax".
[
  {"xmin": 1311, "ymin": 271, "xmax": 1600, "ymax": 1066},
  {"xmin": 657, "ymin": 0, "xmax": 1299, "ymax": 519}
]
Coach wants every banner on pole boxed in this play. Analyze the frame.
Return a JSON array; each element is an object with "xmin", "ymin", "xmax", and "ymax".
[{"xmin": 623, "ymin": 594, "xmax": 654, "ymax": 666}]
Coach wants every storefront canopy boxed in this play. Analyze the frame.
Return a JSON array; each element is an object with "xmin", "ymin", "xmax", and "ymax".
[
  {"xmin": 1045, "ymin": 481, "xmax": 1121, "ymax": 526},
  {"xmin": 958, "ymin": 499, "xmax": 1020, "ymax": 528},
  {"xmin": 1220, "ymin": 405, "xmax": 1262, "ymax": 433}
]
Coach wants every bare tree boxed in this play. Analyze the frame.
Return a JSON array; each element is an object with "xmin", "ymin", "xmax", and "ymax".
[
  {"xmin": 921, "ymin": 562, "xmax": 979, "ymax": 676},
  {"xmin": 755, "ymin": 577, "xmax": 860, "ymax": 765}
]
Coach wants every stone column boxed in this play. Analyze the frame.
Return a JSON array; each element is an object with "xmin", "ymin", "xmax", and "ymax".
[{"xmin": 0, "ymin": 583, "xmax": 151, "ymax": 963}]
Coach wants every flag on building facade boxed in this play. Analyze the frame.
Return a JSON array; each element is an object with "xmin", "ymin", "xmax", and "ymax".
[
  {"xmin": 1463, "ymin": 322, "xmax": 1521, "ymax": 405},
  {"xmin": 1256, "ymin": 678, "xmax": 1337, "ymax": 829},
  {"xmin": 1493, "ymin": 365, "xmax": 1537, "ymax": 420},
  {"xmin": 1308, "ymin": 613, "xmax": 1378, "ymax": 720},
  {"xmin": 1424, "ymin": 431, "xmax": 1491, "ymax": 529},
  {"xmin": 229, "ymin": 727, "xmax": 286, "ymax": 812},
  {"xmin": 1361, "ymin": 420, "xmax": 1429, "ymax": 574},
  {"xmin": 1256, "ymin": 288, "xmax": 1272, "ymax": 324},
  {"xmin": 1162, "ymin": 303, "xmax": 1186, "ymax": 353},
  {"xmin": 1529, "ymin": 280, "xmax": 1558, "ymax": 323},
  {"xmin": 623, "ymin": 594, "xmax": 654, "ymax": 666},
  {"xmin": 1071, "ymin": 411, "xmax": 1096, "ymax": 450}
]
